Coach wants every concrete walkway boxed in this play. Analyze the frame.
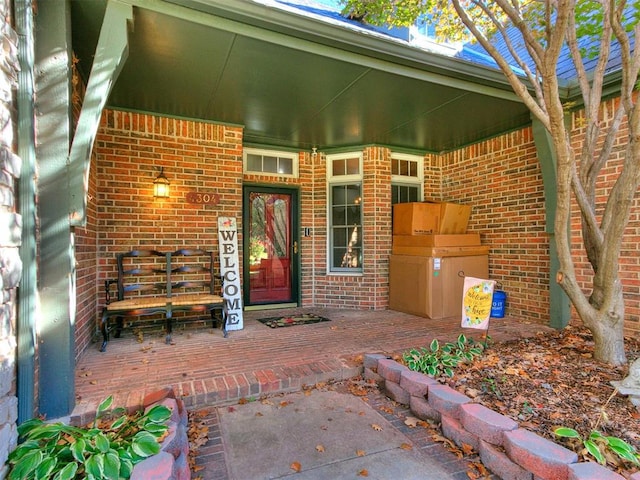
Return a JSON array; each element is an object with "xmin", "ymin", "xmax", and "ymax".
[{"xmin": 73, "ymin": 308, "xmax": 548, "ymax": 478}]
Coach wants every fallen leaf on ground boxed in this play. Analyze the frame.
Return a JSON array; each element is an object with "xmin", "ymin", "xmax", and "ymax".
[
  {"xmin": 290, "ymin": 461, "xmax": 301, "ymax": 473},
  {"xmin": 400, "ymin": 443, "xmax": 413, "ymax": 450},
  {"xmin": 356, "ymin": 450, "xmax": 366, "ymax": 456},
  {"xmin": 357, "ymin": 469, "xmax": 368, "ymax": 476},
  {"xmin": 404, "ymin": 416, "xmax": 419, "ymax": 428},
  {"xmin": 316, "ymin": 444, "xmax": 325, "ymax": 453},
  {"xmin": 371, "ymin": 424, "xmax": 383, "ymax": 431}
]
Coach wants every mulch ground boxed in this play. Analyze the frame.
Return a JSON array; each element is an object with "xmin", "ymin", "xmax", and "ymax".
[{"xmin": 441, "ymin": 325, "xmax": 640, "ymax": 478}]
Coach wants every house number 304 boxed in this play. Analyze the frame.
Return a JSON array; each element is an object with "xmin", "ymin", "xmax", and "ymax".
[{"xmin": 186, "ymin": 192, "xmax": 220, "ymax": 205}]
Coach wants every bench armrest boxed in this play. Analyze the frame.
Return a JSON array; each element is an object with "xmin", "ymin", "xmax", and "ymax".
[{"xmin": 104, "ymin": 279, "xmax": 118, "ymax": 305}]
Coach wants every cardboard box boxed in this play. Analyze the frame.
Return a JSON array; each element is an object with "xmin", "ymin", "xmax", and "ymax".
[
  {"xmin": 393, "ymin": 202, "xmax": 440, "ymax": 235},
  {"xmin": 393, "ymin": 202, "xmax": 471, "ymax": 235},
  {"xmin": 439, "ymin": 202, "xmax": 471, "ymax": 234},
  {"xmin": 393, "ymin": 234, "xmax": 481, "ymax": 247},
  {"xmin": 389, "ymin": 254, "xmax": 489, "ymax": 319},
  {"xmin": 391, "ymin": 245, "xmax": 490, "ymax": 257}
]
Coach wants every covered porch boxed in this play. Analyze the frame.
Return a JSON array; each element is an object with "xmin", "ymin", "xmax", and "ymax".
[{"xmin": 71, "ymin": 308, "xmax": 549, "ymax": 423}]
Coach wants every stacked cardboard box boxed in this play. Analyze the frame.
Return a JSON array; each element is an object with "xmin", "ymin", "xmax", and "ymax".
[{"xmin": 389, "ymin": 202, "xmax": 489, "ymax": 319}]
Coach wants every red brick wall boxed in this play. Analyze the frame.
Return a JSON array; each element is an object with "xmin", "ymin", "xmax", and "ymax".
[
  {"xmin": 95, "ymin": 111, "xmax": 243, "ymax": 314},
  {"xmin": 74, "ymin": 148, "xmax": 99, "ymax": 359},
  {"xmin": 438, "ymin": 128, "xmax": 550, "ymax": 324}
]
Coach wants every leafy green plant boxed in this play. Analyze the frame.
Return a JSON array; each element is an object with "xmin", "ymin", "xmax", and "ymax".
[
  {"xmin": 402, "ymin": 334, "xmax": 486, "ymax": 378},
  {"xmin": 6, "ymin": 395, "xmax": 171, "ymax": 480},
  {"xmin": 554, "ymin": 427, "xmax": 640, "ymax": 466}
]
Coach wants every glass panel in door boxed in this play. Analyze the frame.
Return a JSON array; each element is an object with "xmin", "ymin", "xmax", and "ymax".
[{"xmin": 245, "ymin": 188, "xmax": 297, "ymax": 304}]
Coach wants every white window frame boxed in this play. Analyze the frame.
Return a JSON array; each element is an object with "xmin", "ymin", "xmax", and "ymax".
[
  {"xmin": 391, "ymin": 153, "xmax": 424, "ymax": 203},
  {"xmin": 327, "ymin": 152, "xmax": 363, "ymax": 275},
  {"xmin": 243, "ymin": 147, "xmax": 299, "ymax": 178}
]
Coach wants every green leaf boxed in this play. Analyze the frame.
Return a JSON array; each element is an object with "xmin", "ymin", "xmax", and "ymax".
[
  {"xmin": 94, "ymin": 432, "xmax": 111, "ymax": 453},
  {"xmin": 588, "ymin": 430, "xmax": 606, "ymax": 442},
  {"xmin": 145, "ymin": 423, "xmax": 169, "ymax": 435},
  {"xmin": 8, "ymin": 449, "xmax": 43, "ymax": 480},
  {"xmin": 554, "ymin": 427, "xmax": 581, "ymax": 439},
  {"xmin": 110, "ymin": 415, "xmax": 128, "ymax": 430},
  {"xmin": 103, "ymin": 451, "xmax": 121, "ymax": 479},
  {"xmin": 443, "ymin": 367, "xmax": 454, "ymax": 378},
  {"xmin": 119, "ymin": 458, "xmax": 133, "ymax": 478},
  {"xmin": 85, "ymin": 453, "xmax": 105, "ymax": 479},
  {"xmin": 70, "ymin": 438, "xmax": 87, "ymax": 462},
  {"xmin": 609, "ymin": 444, "xmax": 640, "ymax": 465},
  {"xmin": 144, "ymin": 404, "xmax": 172, "ymax": 424},
  {"xmin": 426, "ymin": 365, "xmax": 437, "ymax": 376},
  {"xmin": 606, "ymin": 436, "xmax": 636, "ymax": 453},
  {"xmin": 34, "ymin": 456, "xmax": 57, "ymax": 480},
  {"xmin": 429, "ymin": 338, "xmax": 439, "ymax": 352},
  {"xmin": 17, "ymin": 418, "xmax": 45, "ymax": 438},
  {"xmin": 584, "ymin": 439, "xmax": 606, "ymax": 464},
  {"xmin": 52, "ymin": 462, "xmax": 78, "ymax": 480},
  {"xmin": 97, "ymin": 396, "xmax": 114, "ymax": 416},
  {"xmin": 131, "ymin": 431, "xmax": 161, "ymax": 458}
]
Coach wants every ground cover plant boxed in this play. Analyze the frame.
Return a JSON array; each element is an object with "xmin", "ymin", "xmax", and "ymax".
[
  {"xmin": 420, "ymin": 326, "xmax": 640, "ymax": 478},
  {"xmin": 6, "ymin": 396, "xmax": 171, "ymax": 480}
]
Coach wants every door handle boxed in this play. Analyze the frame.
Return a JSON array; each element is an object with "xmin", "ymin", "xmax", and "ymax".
[{"xmin": 293, "ymin": 241, "xmax": 298, "ymax": 254}]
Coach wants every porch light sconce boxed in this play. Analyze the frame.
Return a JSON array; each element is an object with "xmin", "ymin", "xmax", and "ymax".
[{"xmin": 153, "ymin": 167, "xmax": 170, "ymax": 198}]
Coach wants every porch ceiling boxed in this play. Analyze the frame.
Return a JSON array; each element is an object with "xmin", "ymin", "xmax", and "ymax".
[{"xmin": 70, "ymin": 0, "xmax": 532, "ymax": 153}]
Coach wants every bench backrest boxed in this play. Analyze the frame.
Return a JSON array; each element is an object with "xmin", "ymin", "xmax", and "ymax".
[
  {"xmin": 113, "ymin": 248, "xmax": 216, "ymax": 301},
  {"xmin": 167, "ymin": 249, "xmax": 216, "ymax": 297},
  {"xmin": 116, "ymin": 250, "xmax": 167, "ymax": 301}
]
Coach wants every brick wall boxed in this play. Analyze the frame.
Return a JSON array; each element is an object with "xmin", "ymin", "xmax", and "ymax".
[
  {"xmin": 439, "ymin": 128, "xmax": 551, "ymax": 324},
  {"xmin": 95, "ymin": 111, "xmax": 244, "ymax": 328},
  {"xmin": 0, "ymin": 0, "xmax": 21, "ymax": 472},
  {"xmin": 74, "ymin": 137, "xmax": 99, "ymax": 360}
]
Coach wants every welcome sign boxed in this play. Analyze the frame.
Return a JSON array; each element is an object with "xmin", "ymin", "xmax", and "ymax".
[
  {"xmin": 218, "ymin": 217, "xmax": 243, "ymax": 330},
  {"xmin": 461, "ymin": 277, "xmax": 495, "ymax": 330}
]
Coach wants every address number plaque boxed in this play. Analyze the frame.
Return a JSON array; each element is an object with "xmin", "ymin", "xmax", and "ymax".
[{"xmin": 186, "ymin": 192, "xmax": 220, "ymax": 205}]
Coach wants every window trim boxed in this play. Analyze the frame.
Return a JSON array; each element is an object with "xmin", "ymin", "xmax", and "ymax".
[
  {"xmin": 243, "ymin": 147, "xmax": 299, "ymax": 178},
  {"xmin": 327, "ymin": 152, "xmax": 364, "ymax": 275}
]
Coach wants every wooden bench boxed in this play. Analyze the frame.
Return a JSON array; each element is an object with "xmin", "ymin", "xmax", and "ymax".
[{"xmin": 100, "ymin": 248, "xmax": 226, "ymax": 352}]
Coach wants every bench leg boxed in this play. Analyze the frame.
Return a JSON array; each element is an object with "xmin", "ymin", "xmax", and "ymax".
[
  {"xmin": 165, "ymin": 318, "xmax": 173, "ymax": 345},
  {"xmin": 115, "ymin": 316, "xmax": 123, "ymax": 338},
  {"xmin": 100, "ymin": 310, "xmax": 109, "ymax": 352}
]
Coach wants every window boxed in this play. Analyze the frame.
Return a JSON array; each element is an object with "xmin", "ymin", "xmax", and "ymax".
[
  {"xmin": 328, "ymin": 153, "xmax": 363, "ymax": 274},
  {"xmin": 243, "ymin": 148, "xmax": 298, "ymax": 177},
  {"xmin": 391, "ymin": 153, "xmax": 423, "ymax": 205}
]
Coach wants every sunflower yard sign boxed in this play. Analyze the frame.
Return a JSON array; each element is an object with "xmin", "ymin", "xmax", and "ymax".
[{"xmin": 461, "ymin": 277, "xmax": 495, "ymax": 330}]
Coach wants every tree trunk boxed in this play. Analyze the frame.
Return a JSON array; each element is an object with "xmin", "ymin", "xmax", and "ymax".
[{"xmin": 581, "ymin": 289, "xmax": 627, "ymax": 365}]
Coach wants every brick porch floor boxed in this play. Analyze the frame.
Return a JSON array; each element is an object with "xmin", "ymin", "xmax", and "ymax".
[{"xmin": 72, "ymin": 307, "xmax": 549, "ymax": 424}]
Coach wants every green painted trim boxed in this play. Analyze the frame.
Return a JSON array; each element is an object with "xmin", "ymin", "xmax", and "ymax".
[
  {"xmin": 35, "ymin": 0, "xmax": 76, "ymax": 418},
  {"xmin": 532, "ymin": 117, "xmax": 570, "ymax": 329},
  {"xmin": 16, "ymin": 0, "xmax": 37, "ymax": 425},
  {"xmin": 68, "ymin": 0, "xmax": 133, "ymax": 227}
]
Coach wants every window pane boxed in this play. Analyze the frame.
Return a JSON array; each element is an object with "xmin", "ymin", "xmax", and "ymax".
[
  {"xmin": 333, "ymin": 159, "xmax": 346, "ymax": 176},
  {"xmin": 263, "ymin": 155, "xmax": 278, "ymax": 173},
  {"xmin": 332, "ymin": 206, "xmax": 346, "ymax": 226},
  {"xmin": 346, "ymin": 157, "xmax": 360, "ymax": 175},
  {"xmin": 391, "ymin": 159, "xmax": 399, "ymax": 175},
  {"xmin": 409, "ymin": 161, "xmax": 417, "ymax": 177},
  {"xmin": 278, "ymin": 157, "xmax": 293, "ymax": 175},
  {"xmin": 392, "ymin": 185, "xmax": 400, "ymax": 204},
  {"xmin": 332, "ymin": 185, "xmax": 347, "ymax": 205},
  {"xmin": 247, "ymin": 154, "xmax": 262, "ymax": 172}
]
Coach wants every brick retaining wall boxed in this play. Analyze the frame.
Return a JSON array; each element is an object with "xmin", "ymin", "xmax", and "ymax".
[{"xmin": 366, "ymin": 354, "xmax": 640, "ymax": 480}]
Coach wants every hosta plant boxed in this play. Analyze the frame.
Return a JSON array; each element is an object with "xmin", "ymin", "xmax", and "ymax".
[
  {"xmin": 554, "ymin": 427, "xmax": 640, "ymax": 467},
  {"xmin": 402, "ymin": 334, "xmax": 486, "ymax": 378},
  {"xmin": 6, "ymin": 395, "xmax": 171, "ymax": 480}
]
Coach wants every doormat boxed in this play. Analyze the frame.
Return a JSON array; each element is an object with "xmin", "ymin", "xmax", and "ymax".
[{"xmin": 257, "ymin": 313, "xmax": 330, "ymax": 329}]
